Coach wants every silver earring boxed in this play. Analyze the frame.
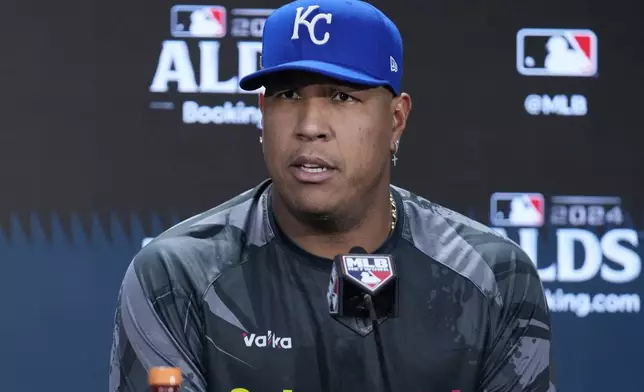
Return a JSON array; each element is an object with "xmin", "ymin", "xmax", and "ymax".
[{"xmin": 392, "ymin": 140, "xmax": 400, "ymax": 166}]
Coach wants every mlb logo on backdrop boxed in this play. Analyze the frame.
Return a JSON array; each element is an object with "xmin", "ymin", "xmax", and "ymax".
[
  {"xmin": 170, "ymin": 5, "xmax": 227, "ymax": 38},
  {"xmin": 516, "ymin": 28, "xmax": 598, "ymax": 77},
  {"xmin": 490, "ymin": 192, "xmax": 545, "ymax": 227}
]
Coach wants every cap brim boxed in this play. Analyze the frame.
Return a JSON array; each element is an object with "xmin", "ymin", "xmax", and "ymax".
[{"xmin": 239, "ymin": 60, "xmax": 392, "ymax": 92}]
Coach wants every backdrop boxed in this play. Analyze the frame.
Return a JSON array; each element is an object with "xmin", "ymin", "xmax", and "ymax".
[{"xmin": 1, "ymin": 0, "xmax": 642, "ymax": 391}]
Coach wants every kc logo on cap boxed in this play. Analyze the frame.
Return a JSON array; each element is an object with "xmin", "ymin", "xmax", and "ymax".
[{"xmin": 291, "ymin": 5, "xmax": 333, "ymax": 45}]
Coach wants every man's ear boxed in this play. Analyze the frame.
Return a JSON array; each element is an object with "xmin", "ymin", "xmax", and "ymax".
[
  {"xmin": 390, "ymin": 92, "xmax": 412, "ymax": 151},
  {"xmin": 258, "ymin": 86, "xmax": 265, "ymax": 112},
  {"xmin": 258, "ymin": 87, "xmax": 265, "ymax": 131}
]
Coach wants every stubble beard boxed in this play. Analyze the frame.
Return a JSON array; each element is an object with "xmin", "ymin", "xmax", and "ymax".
[
  {"xmin": 275, "ymin": 178, "xmax": 386, "ymax": 235},
  {"xmin": 271, "ymin": 157, "xmax": 390, "ymax": 235},
  {"xmin": 283, "ymin": 190, "xmax": 358, "ymax": 234}
]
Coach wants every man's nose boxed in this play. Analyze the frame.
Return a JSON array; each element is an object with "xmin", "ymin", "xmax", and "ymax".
[{"xmin": 295, "ymin": 98, "xmax": 332, "ymax": 142}]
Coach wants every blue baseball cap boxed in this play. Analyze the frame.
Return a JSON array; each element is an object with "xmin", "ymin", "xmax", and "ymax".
[{"xmin": 239, "ymin": 0, "xmax": 403, "ymax": 95}]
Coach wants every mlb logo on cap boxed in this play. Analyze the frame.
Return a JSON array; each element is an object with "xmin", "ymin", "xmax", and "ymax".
[
  {"xmin": 516, "ymin": 28, "xmax": 598, "ymax": 77},
  {"xmin": 490, "ymin": 192, "xmax": 545, "ymax": 227},
  {"xmin": 239, "ymin": 0, "xmax": 404, "ymax": 94},
  {"xmin": 342, "ymin": 255, "xmax": 395, "ymax": 294},
  {"xmin": 170, "ymin": 5, "xmax": 227, "ymax": 38}
]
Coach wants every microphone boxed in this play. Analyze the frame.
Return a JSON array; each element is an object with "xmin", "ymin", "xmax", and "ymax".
[
  {"xmin": 327, "ymin": 246, "xmax": 398, "ymax": 319},
  {"xmin": 327, "ymin": 246, "xmax": 397, "ymax": 392}
]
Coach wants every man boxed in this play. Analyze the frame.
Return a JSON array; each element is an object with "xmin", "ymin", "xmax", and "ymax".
[{"xmin": 109, "ymin": 0, "xmax": 557, "ymax": 391}]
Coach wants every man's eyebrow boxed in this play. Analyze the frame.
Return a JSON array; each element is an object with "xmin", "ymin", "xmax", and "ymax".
[
  {"xmin": 338, "ymin": 84, "xmax": 372, "ymax": 92},
  {"xmin": 265, "ymin": 82, "xmax": 372, "ymax": 92},
  {"xmin": 264, "ymin": 85, "xmax": 292, "ymax": 95}
]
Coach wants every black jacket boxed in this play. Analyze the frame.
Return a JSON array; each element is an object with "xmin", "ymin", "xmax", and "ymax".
[{"xmin": 109, "ymin": 180, "xmax": 557, "ymax": 392}]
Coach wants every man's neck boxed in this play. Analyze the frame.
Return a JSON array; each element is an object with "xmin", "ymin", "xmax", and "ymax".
[{"xmin": 271, "ymin": 187, "xmax": 394, "ymax": 260}]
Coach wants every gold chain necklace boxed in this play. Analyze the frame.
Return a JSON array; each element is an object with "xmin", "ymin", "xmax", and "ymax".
[{"xmin": 389, "ymin": 192, "xmax": 397, "ymax": 232}]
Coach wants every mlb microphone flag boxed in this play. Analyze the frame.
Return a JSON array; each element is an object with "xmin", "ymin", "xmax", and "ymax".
[
  {"xmin": 328, "ymin": 253, "xmax": 398, "ymax": 318},
  {"xmin": 341, "ymin": 255, "xmax": 395, "ymax": 295}
]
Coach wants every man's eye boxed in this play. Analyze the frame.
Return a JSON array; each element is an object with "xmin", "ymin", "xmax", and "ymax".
[
  {"xmin": 276, "ymin": 90, "xmax": 300, "ymax": 99},
  {"xmin": 332, "ymin": 92, "xmax": 355, "ymax": 102}
]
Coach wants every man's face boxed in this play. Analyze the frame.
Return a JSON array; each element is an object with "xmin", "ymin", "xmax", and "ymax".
[{"xmin": 260, "ymin": 71, "xmax": 410, "ymax": 218}]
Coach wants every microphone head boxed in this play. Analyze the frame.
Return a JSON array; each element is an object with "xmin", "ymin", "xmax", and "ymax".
[{"xmin": 348, "ymin": 246, "xmax": 368, "ymax": 254}]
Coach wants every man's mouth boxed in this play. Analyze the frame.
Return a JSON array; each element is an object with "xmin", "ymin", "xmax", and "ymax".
[
  {"xmin": 290, "ymin": 156, "xmax": 335, "ymax": 170},
  {"xmin": 297, "ymin": 163, "xmax": 329, "ymax": 173},
  {"xmin": 289, "ymin": 156, "xmax": 336, "ymax": 183}
]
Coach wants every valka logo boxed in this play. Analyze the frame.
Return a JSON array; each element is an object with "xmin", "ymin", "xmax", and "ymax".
[{"xmin": 242, "ymin": 331, "xmax": 292, "ymax": 349}]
